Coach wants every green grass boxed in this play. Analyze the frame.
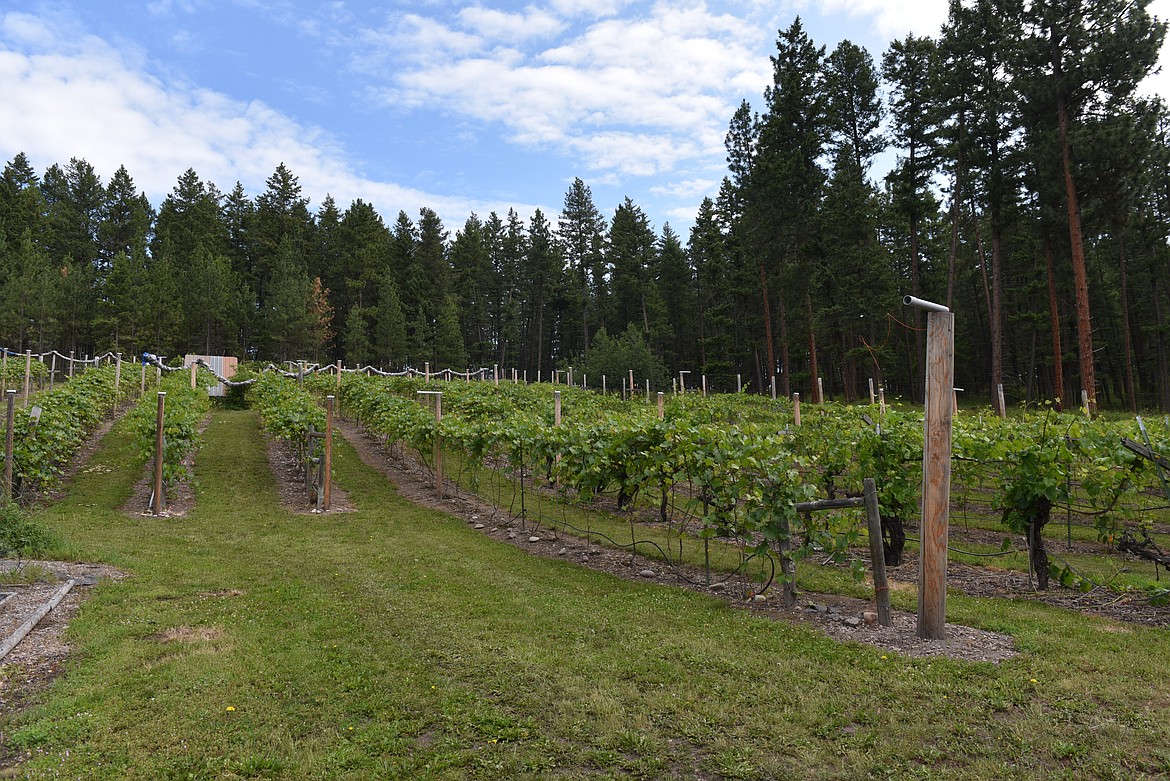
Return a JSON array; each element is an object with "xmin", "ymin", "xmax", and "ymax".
[{"xmin": 4, "ymin": 409, "xmax": 1170, "ymax": 779}]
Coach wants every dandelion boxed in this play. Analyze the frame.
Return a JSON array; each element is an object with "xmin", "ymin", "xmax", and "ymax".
[
  {"xmin": 1030, "ymin": 678, "xmax": 1038, "ymax": 683},
  {"xmin": 880, "ymin": 655, "xmax": 887, "ymax": 660},
  {"xmin": 226, "ymin": 706, "xmax": 236, "ymax": 712}
]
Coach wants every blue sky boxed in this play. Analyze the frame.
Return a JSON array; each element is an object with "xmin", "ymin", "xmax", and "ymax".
[{"xmin": 2, "ymin": 1, "xmax": 1168, "ymax": 236}]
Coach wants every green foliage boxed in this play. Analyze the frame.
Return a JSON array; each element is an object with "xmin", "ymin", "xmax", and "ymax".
[
  {"xmin": 127, "ymin": 369, "xmax": 212, "ymax": 488},
  {"xmin": 581, "ymin": 324, "xmax": 668, "ymax": 391},
  {"xmin": 0, "ymin": 501, "xmax": 54, "ymax": 557},
  {"xmin": 250, "ymin": 373, "xmax": 326, "ymax": 465}
]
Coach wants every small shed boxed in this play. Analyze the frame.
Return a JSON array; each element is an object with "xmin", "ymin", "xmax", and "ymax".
[{"xmin": 183, "ymin": 355, "xmax": 238, "ymax": 397}]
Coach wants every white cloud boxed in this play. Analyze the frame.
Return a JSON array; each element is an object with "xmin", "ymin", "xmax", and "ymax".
[
  {"xmin": 367, "ymin": 2, "xmax": 769, "ymax": 182},
  {"xmin": 457, "ymin": 6, "xmax": 566, "ymax": 43},
  {"xmin": 0, "ymin": 10, "xmax": 529, "ymax": 227},
  {"xmin": 815, "ymin": 0, "xmax": 947, "ymax": 38}
]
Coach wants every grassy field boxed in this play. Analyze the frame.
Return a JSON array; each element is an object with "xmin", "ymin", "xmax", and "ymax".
[{"xmin": 3, "ymin": 408, "xmax": 1170, "ymax": 779}]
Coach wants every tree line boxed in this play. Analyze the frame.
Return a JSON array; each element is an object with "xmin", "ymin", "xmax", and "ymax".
[{"xmin": 0, "ymin": 0, "xmax": 1167, "ymax": 410}]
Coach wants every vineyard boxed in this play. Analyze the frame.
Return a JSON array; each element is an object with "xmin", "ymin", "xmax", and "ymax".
[
  {"xmin": 312, "ymin": 369, "xmax": 1170, "ymax": 613},
  {"xmin": 0, "ymin": 359, "xmax": 1167, "ymax": 778}
]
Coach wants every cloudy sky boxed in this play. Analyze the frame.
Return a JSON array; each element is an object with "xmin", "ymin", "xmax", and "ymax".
[{"xmin": 2, "ymin": 1, "xmax": 1168, "ymax": 235}]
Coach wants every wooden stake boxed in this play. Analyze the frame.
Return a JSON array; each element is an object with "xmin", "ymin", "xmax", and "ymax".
[
  {"xmin": 3, "ymin": 390, "xmax": 15, "ymax": 503},
  {"xmin": 657, "ymin": 391, "xmax": 664, "ymax": 420},
  {"xmin": 792, "ymin": 392, "xmax": 801, "ymax": 427},
  {"xmin": 918, "ymin": 309, "xmax": 954, "ymax": 640},
  {"xmin": 817, "ymin": 376, "xmax": 824, "ymax": 404},
  {"xmin": 864, "ymin": 478, "xmax": 891, "ymax": 627},
  {"xmin": 736, "ymin": 373, "xmax": 742, "ymax": 393},
  {"xmin": 190, "ymin": 362, "xmax": 197, "ymax": 389},
  {"xmin": 115, "ymin": 353, "xmax": 122, "ymax": 393},
  {"xmin": 22, "ymin": 351, "xmax": 30, "ymax": 406},
  {"xmin": 997, "ymin": 383, "xmax": 1006, "ymax": 418},
  {"xmin": 323, "ymin": 395, "xmax": 333, "ymax": 511},
  {"xmin": 869, "ymin": 377, "xmax": 876, "ymax": 405},
  {"xmin": 153, "ymin": 392, "xmax": 166, "ymax": 515}
]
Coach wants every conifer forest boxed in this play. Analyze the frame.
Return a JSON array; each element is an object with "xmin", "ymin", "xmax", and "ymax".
[{"xmin": 2, "ymin": 1, "xmax": 1169, "ymax": 412}]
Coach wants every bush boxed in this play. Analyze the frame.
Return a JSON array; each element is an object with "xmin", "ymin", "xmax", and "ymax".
[
  {"xmin": 0, "ymin": 502, "xmax": 55, "ymax": 558},
  {"xmin": 581, "ymin": 324, "xmax": 668, "ymax": 391}
]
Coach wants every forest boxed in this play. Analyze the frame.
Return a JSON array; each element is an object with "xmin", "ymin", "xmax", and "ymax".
[{"xmin": 0, "ymin": 0, "xmax": 1168, "ymax": 411}]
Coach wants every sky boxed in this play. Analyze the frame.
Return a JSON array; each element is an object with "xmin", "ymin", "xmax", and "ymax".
[{"xmin": 2, "ymin": 0, "xmax": 1169, "ymax": 237}]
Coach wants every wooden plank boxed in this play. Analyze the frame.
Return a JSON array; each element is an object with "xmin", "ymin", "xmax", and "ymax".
[
  {"xmin": 918, "ymin": 311, "xmax": 954, "ymax": 640},
  {"xmin": 864, "ymin": 478, "xmax": 891, "ymax": 627}
]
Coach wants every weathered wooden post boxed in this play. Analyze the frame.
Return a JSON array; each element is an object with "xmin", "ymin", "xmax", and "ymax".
[
  {"xmin": 771, "ymin": 375, "xmax": 777, "ymax": 400},
  {"xmin": 494, "ymin": 365, "xmax": 499, "ymax": 386},
  {"xmin": 153, "ymin": 391, "xmax": 166, "ymax": 515},
  {"xmin": 679, "ymin": 370, "xmax": 690, "ymax": 395},
  {"xmin": 864, "ymin": 478, "xmax": 891, "ymax": 627},
  {"xmin": 323, "ymin": 395, "xmax": 334, "ymax": 511},
  {"xmin": 3, "ymin": 390, "xmax": 15, "ymax": 503},
  {"xmin": 904, "ymin": 295, "xmax": 954, "ymax": 641},
  {"xmin": 792, "ymin": 392, "xmax": 801, "ymax": 427},
  {"xmin": 879, "ymin": 387, "xmax": 887, "ymax": 415},
  {"xmin": 736, "ymin": 373, "xmax": 742, "ymax": 393},
  {"xmin": 817, "ymin": 376, "xmax": 824, "ymax": 404},
  {"xmin": 997, "ymin": 383, "xmax": 1007, "ymax": 418},
  {"xmin": 602, "ymin": 374, "xmax": 606, "ymax": 394},
  {"xmin": 425, "ymin": 362, "xmax": 431, "ymax": 383},
  {"xmin": 554, "ymin": 390, "xmax": 562, "ymax": 466},
  {"xmin": 22, "ymin": 351, "xmax": 31, "ymax": 406},
  {"xmin": 49, "ymin": 352, "xmax": 56, "ymax": 391},
  {"xmin": 67, "ymin": 350, "xmax": 74, "ymax": 379},
  {"xmin": 417, "ymin": 391, "xmax": 443, "ymax": 497},
  {"xmin": 645, "ymin": 379, "xmax": 650, "ymax": 402},
  {"xmin": 140, "ymin": 362, "xmax": 146, "ymax": 396},
  {"xmin": 336, "ymin": 360, "xmax": 342, "ymax": 390},
  {"xmin": 115, "ymin": 353, "xmax": 122, "ymax": 393},
  {"xmin": 628, "ymin": 369, "xmax": 634, "ymax": 396},
  {"xmin": 190, "ymin": 362, "xmax": 197, "ymax": 389},
  {"xmin": 657, "ymin": 391, "xmax": 664, "ymax": 420},
  {"xmin": 869, "ymin": 378, "xmax": 876, "ymax": 405},
  {"xmin": 702, "ymin": 375, "xmax": 707, "ymax": 397}
]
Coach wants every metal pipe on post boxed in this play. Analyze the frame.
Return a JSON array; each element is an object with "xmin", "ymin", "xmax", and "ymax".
[
  {"xmin": 323, "ymin": 395, "xmax": 334, "ymax": 511},
  {"xmin": 904, "ymin": 295, "xmax": 954, "ymax": 641},
  {"xmin": 4, "ymin": 390, "xmax": 15, "ymax": 503},
  {"xmin": 153, "ymin": 392, "xmax": 166, "ymax": 515}
]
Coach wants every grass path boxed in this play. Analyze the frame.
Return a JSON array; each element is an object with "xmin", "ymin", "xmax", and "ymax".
[{"xmin": 3, "ymin": 408, "xmax": 1170, "ymax": 779}]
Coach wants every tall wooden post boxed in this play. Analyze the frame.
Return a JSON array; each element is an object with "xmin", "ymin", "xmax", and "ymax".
[
  {"xmin": 190, "ymin": 362, "xmax": 197, "ymax": 389},
  {"xmin": 628, "ymin": 369, "xmax": 634, "ymax": 396},
  {"xmin": 22, "ymin": 351, "xmax": 31, "ymax": 406},
  {"xmin": 68, "ymin": 350, "xmax": 75, "ymax": 379},
  {"xmin": 153, "ymin": 392, "xmax": 166, "ymax": 515},
  {"xmin": 115, "ymin": 353, "xmax": 122, "ymax": 393},
  {"xmin": 657, "ymin": 391, "xmax": 664, "ymax": 420},
  {"xmin": 905, "ymin": 296, "xmax": 954, "ymax": 641},
  {"xmin": 736, "ymin": 374, "xmax": 742, "ymax": 393},
  {"xmin": 323, "ymin": 395, "xmax": 334, "ymax": 511},
  {"xmin": 817, "ymin": 376, "xmax": 824, "ymax": 404},
  {"xmin": 792, "ymin": 392, "xmax": 801, "ymax": 427},
  {"xmin": 3, "ymin": 390, "xmax": 15, "ymax": 503},
  {"xmin": 49, "ymin": 352, "xmax": 56, "ymax": 390},
  {"xmin": 997, "ymin": 384, "xmax": 1006, "ymax": 418},
  {"xmin": 771, "ymin": 376, "xmax": 777, "ymax": 400},
  {"xmin": 869, "ymin": 378, "xmax": 876, "ymax": 404},
  {"xmin": 702, "ymin": 375, "xmax": 707, "ymax": 397}
]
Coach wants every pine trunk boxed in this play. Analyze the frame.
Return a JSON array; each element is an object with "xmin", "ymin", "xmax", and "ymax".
[{"xmin": 1044, "ymin": 236, "xmax": 1065, "ymax": 412}]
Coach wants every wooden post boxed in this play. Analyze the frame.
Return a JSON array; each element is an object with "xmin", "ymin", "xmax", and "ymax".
[
  {"xmin": 864, "ymin": 478, "xmax": 891, "ymax": 627},
  {"xmin": 190, "ymin": 362, "xmax": 197, "ymax": 389},
  {"xmin": 140, "ymin": 362, "xmax": 146, "ymax": 396},
  {"xmin": 645, "ymin": 379, "xmax": 650, "ymax": 402},
  {"xmin": 336, "ymin": 360, "xmax": 342, "ymax": 389},
  {"xmin": 879, "ymin": 388, "xmax": 886, "ymax": 415},
  {"xmin": 628, "ymin": 369, "xmax": 634, "ymax": 395},
  {"xmin": 49, "ymin": 352, "xmax": 56, "ymax": 391},
  {"xmin": 153, "ymin": 392, "xmax": 166, "ymax": 515},
  {"xmin": 494, "ymin": 365, "xmax": 499, "ymax": 386},
  {"xmin": 418, "ymin": 391, "xmax": 443, "ymax": 497},
  {"xmin": 1081, "ymin": 389, "xmax": 1090, "ymax": 417},
  {"xmin": 425, "ymin": 362, "xmax": 431, "ymax": 383},
  {"xmin": 602, "ymin": 374, "xmax": 606, "ymax": 394},
  {"xmin": 792, "ymin": 392, "xmax": 801, "ymax": 427},
  {"xmin": 323, "ymin": 395, "xmax": 334, "ymax": 511},
  {"xmin": 3, "ymin": 390, "xmax": 15, "ymax": 503},
  {"xmin": 702, "ymin": 375, "xmax": 707, "ymax": 397},
  {"xmin": 817, "ymin": 376, "xmax": 824, "ymax": 404},
  {"xmin": 568, "ymin": 366, "xmax": 573, "ymax": 386},
  {"xmin": 869, "ymin": 378, "xmax": 876, "ymax": 405},
  {"xmin": 997, "ymin": 383, "xmax": 1006, "ymax": 418},
  {"xmin": 907, "ymin": 296, "xmax": 954, "ymax": 641},
  {"xmin": 115, "ymin": 353, "xmax": 122, "ymax": 393},
  {"xmin": 771, "ymin": 375, "xmax": 777, "ymax": 400},
  {"xmin": 22, "ymin": 351, "xmax": 30, "ymax": 406},
  {"xmin": 657, "ymin": 391, "xmax": 664, "ymax": 420},
  {"xmin": 736, "ymin": 373, "xmax": 742, "ymax": 393},
  {"xmin": 68, "ymin": 350, "xmax": 74, "ymax": 379}
]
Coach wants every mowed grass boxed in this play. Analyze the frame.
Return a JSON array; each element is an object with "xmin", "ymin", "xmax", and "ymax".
[{"xmin": 3, "ymin": 410, "xmax": 1170, "ymax": 779}]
